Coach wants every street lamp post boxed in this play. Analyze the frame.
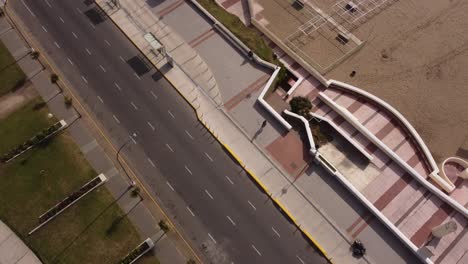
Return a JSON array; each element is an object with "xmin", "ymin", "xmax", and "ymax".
[{"xmin": 117, "ymin": 133, "xmax": 137, "ymax": 188}]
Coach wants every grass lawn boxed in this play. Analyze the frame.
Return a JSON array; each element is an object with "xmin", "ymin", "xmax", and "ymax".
[
  {"xmin": 0, "ymin": 97, "xmax": 55, "ymax": 154},
  {"xmin": 0, "ymin": 102, "xmax": 159, "ymax": 264},
  {"xmin": 0, "ymin": 40, "xmax": 26, "ymax": 96}
]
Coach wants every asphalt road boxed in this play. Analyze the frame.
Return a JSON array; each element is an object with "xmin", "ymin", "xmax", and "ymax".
[{"xmin": 10, "ymin": 0, "xmax": 328, "ymax": 263}]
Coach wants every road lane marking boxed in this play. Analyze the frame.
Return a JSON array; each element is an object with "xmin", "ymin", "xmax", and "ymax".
[
  {"xmin": 147, "ymin": 121, "xmax": 155, "ymax": 131},
  {"xmin": 104, "ymin": 39, "xmax": 111, "ymax": 46},
  {"xmin": 97, "ymin": 96, "xmax": 103, "ymax": 103},
  {"xmin": 21, "ymin": 0, "xmax": 36, "ymax": 17},
  {"xmin": 72, "ymin": 32, "xmax": 78, "ymax": 39},
  {"xmin": 166, "ymin": 143, "xmax": 174, "ymax": 152},
  {"xmin": 251, "ymin": 245, "xmax": 262, "ymax": 256},
  {"xmin": 130, "ymin": 135, "xmax": 137, "ymax": 144},
  {"xmin": 81, "ymin": 76, "xmax": 88, "ymax": 84},
  {"xmin": 186, "ymin": 206, "xmax": 195, "ymax": 216},
  {"xmin": 227, "ymin": 216, "xmax": 236, "ymax": 226},
  {"xmin": 205, "ymin": 152, "xmax": 213, "ymax": 162},
  {"xmin": 89, "ymin": 22, "xmax": 96, "ymax": 29},
  {"xmin": 185, "ymin": 130, "xmax": 194, "ymax": 140},
  {"xmin": 130, "ymin": 102, "xmax": 138, "ymax": 110},
  {"xmin": 119, "ymin": 56, "xmax": 125, "ymax": 62},
  {"xmin": 113, "ymin": 115, "xmax": 120, "ymax": 124},
  {"xmin": 54, "ymin": 42, "xmax": 60, "ymax": 48},
  {"xmin": 204, "ymin": 189, "xmax": 214, "ymax": 200},
  {"xmin": 134, "ymin": 73, "xmax": 141, "ymax": 80},
  {"xmin": 296, "ymin": 255, "xmax": 305, "ymax": 264},
  {"xmin": 271, "ymin": 227, "xmax": 281, "ymax": 238},
  {"xmin": 99, "ymin": 65, "xmax": 106, "ymax": 72},
  {"xmin": 42, "ymin": 25, "xmax": 47, "ymax": 32},
  {"xmin": 208, "ymin": 233, "xmax": 216, "ymax": 244},
  {"xmin": 67, "ymin": 58, "xmax": 73, "ymax": 65},
  {"xmin": 225, "ymin": 176, "xmax": 234, "ymax": 185},
  {"xmin": 147, "ymin": 158, "xmax": 156, "ymax": 167},
  {"xmin": 166, "ymin": 181, "xmax": 175, "ymax": 191},
  {"xmin": 45, "ymin": 0, "xmax": 52, "ymax": 8},
  {"xmin": 59, "ymin": 17, "xmax": 65, "ymax": 23},
  {"xmin": 167, "ymin": 110, "xmax": 175, "ymax": 119},
  {"xmin": 76, "ymin": 7, "xmax": 82, "ymax": 14},
  {"xmin": 85, "ymin": 48, "xmax": 91, "ymax": 55},
  {"xmin": 114, "ymin": 82, "xmax": 122, "ymax": 91},
  {"xmin": 185, "ymin": 165, "xmax": 192, "ymax": 175},
  {"xmin": 150, "ymin": 91, "xmax": 158, "ymax": 99},
  {"xmin": 248, "ymin": 200, "xmax": 256, "ymax": 211}
]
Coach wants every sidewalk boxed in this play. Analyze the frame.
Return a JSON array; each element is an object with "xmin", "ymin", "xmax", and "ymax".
[
  {"xmin": 0, "ymin": 13, "xmax": 186, "ymax": 264},
  {"xmin": 0, "ymin": 221, "xmax": 42, "ymax": 264},
  {"xmin": 97, "ymin": 0, "xmax": 365, "ymax": 263}
]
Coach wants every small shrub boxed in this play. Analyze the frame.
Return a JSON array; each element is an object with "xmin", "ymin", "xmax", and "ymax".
[
  {"xmin": 0, "ymin": 8, "xmax": 4, "ymax": 17},
  {"xmin": 130, "ymin": 186, "xmax": 140, "ymax": 197},
  {"xmin": 31, "ymin": 51, "xmax": 40, "ymax": 60},
  {"xmin": 158, "ymin": 220, "xmax": 170, "ymax": 233},
  {"xmin": 50, "ymin": 73, "xmax": 59, "ymax": 83},
  {"xmin": 187, "ymin": 259, "xmax": 196, "ymax": 264},
  {"xmin": 11, "ymin": 77, "xmax": 27, "ymax": 92},
  {"xmin": 64, "ymin": 96, "xmax": 73, "ymax": 108},
  {"xmin": 290, "ymin": 96, "xmax": 313, "ymax": 118},
  {"xmin": 32, "ymin": 101, "xmax": 46, "ymax": 110}
]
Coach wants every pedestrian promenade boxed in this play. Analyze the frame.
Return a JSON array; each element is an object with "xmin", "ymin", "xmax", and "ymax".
[{"xmin": 0, "ymin": 221, "xmax": 42, "ymax": 264}]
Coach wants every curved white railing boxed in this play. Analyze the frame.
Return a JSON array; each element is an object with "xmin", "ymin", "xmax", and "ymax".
[
  {"xmin": 441, "ymin": 157, "xmax": 468, "ymax": 182},
  {"xmin": 283, "ymin": 109, "xmax": 316, "ymax": 154}
]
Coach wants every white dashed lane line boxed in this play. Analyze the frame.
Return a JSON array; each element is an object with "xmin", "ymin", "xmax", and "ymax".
[
  {"xmin": 248, "ymin": 200, "xmax": 256, "ymax": 211},
  {"xmin": 104, "ymin": 39, "xmax": 111, "ymax": 46},
  {"xmin": 76, "ymin": 7, "xmax": 82, "ymax": 14},
  {"xmin": 44, "ymin": 0, "xmax": 52, "ymax": 8},
  {"xmin": 86, "ymin": 48, "xmax": 92, "ymax": 55},
  {"xmin": 251, "ymin": 244, "xmax": 262, "ymax": 256},
  {"xmin": 185, "ymin": 130, "xmax": 194, "ymax": 140},
  {"xmin": 59, "ymin": 17, "xmax": 65, "ymax": 23},
  {"xmin": 113, "ymin": 115, "xmax": 120, "ymax": 124},
  {"xmin": 147, "ymin": 158, "xmax": 156, "ymax": 167},
  {"xmin": 147, "ymin": 121, "xmax": 155, "ymax": 131},
  {"xmin": 130, "ymin": 135, "xmax": 137, "ymax": 144},
  {"xmin": 166, "ymin": 143, "xmax": 174, "ymax": 152},
  {"xmin": 97, "ymin": 96, "xmax": 103, "ymax": 103},
  {"xmin": 226, "ymin": 216, "xmax": 236, "ymax": 226},
  {"xmin": 21, "ymin": 0, "xmax": 36, "ymax": 17},
  {"xmin": 168, "ymin": 110, "xmax": 175, "ymax": 119},
  {"xmin": 89, "ymin": 22, "xmax": 96, "ymax": 29},
  {"xmin": 186, "ymin": 206, "xmax": 195, "ymax": 216},
  {"xmin": 119, "ymin": 56, "xmax": 125, "ymax": 62},
  {"xmin": 205, "ymin": 152, "xmax": 213, "ymax": 162},
  {"xmin": 42, "ymin": 25, "xmax": 47, "ymax": 32},
  {"xmin": 67, "ymin": 58, "xmax": 73, "ymax": 65},
  {"xmin": 54, "ymin": 42, "xmax": 60, "ymax": 48},
  {"xmin": 130, "ymin": 102, "xmax": 138, "ymax": 110},
  {"xmin": 72, "ymin": 32, "xmax": 78, "ymax": 39},
  {"xmin": 208, "ymin": 233, "xmax": 216, "ymax": 244},
  {"xmin": 150, "ymin": 91, "xmax": 158, "ymax": 100},
  {"xmin": 225, "ymin": 175, "xmax": 234, "ymax": 185},
  {"xmin": 296, "ymin": 255, "xmax": 306, "ymax": 264},
  {"xmin": 271, "ymin": 227, "xmax": 281, "ymax": 238},
  {"xmin": 134, "ymin": 73, "xmax": 141, "ymax": 80},
  {"xmin": 99, "ymin": 65, "xmax": 106, "ymax": 72},
  {"xmin": 185, "ymin": 165, "xmax": 192, "ymax": 175},
  {"xmin": 205, "ymin": 189, "xmax": 214, "ymax": 200},
  {"xmin": 81, "ymin": 76, "xmax": 88, "ymax": 84},
  {"xmin": 166, "ymin": 181, "xmax": 175, "ymax": 191},
  {"xmin": 114, "ymin": 82, "xmax": 122, "ymax": 91}
]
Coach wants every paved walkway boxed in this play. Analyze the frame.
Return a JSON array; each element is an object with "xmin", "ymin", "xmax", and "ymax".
[
  {"xmin": 97, "ymin": 0, "xmax": 367, "ymax": 263},
  {"xmin": 0, "ymin": 13, "xmax": 186, "ymax": 264},
  {"xmin": 0, "ymin": 221, "xmax": 42, "ymax": 264}
]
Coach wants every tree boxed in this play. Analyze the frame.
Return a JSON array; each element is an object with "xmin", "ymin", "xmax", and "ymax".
[
  {"xmin": 50, "ymin": 73, "xmax": 59, "ymax": 83},
  {"xmin": 64, "ymin": 96, "xmax": 73, "ymax": 108},
  {"xmin": 290, "ymin": 96, "xmax": 313, "ymax": 118},
  {"xmin": 158, "ymin": 220, "xmax": 170, "ymax": 233}
]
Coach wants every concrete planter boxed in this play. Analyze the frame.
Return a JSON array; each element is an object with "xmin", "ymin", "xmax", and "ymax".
[
  {"xmin": 2, "ymin": 120, "xmax": 67, "ymax": 163},
  {"xmin": 119, "ymin": 238, "xmax": 154, "ymax": 264},
  {"xmin": 28, "ymin": 174, "xmax": 107, "ymax": 235}
]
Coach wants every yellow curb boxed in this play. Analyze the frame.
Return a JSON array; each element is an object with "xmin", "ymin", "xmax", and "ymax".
[
  {"xmin": 91, "ymin": 2, "xmax": 333, "ymax": 263},
  {"xmin": 5, "ymin": 4, "xmax": 203, "ymax": 264}
]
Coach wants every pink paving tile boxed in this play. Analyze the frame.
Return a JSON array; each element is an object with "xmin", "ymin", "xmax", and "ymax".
[
  {"xmin": 375, "ymin": 121, "xmax": 397, "ymax": 140},
  {"xmin": 332, "ymin": 115, "xmax": 346, "ymax": 126},
  {"xmin": 364, "ymin": 112, "xmax": 392, "ymax": 134},
  {"xmin": 432, "ymin": 214, "xmax": 468, "ymax": 264},
  {"xmin": 383, "ymin": 180, "xmax": 425, "ymax": 223},
  {"xmin": 335, "ymin": 93, "xmax": 356, "ymax": 108},
  {"xmin": 354, "ymin": 103, "xmax": 379, "ymax": 123},
  {"xmin": 362, "ymin": 163, "xmax": 404, "ymax": 203},
  {"xmin": 352, "ymin": 133, "xmax": 372, "ymax": 150},
  {"xmin": 323, "ymin": 88, "xmax": 342, "ymax": 100},
  {"xmin": 449, "ymin": 180, "xmax": 468, "ymax": 207},
  {"xmin": 372, "ymin": 149, "xmax": 391, "ymax": 169},
  {"xmin": 324, "ymin": 110, "xmax": 338, "ymax": 120},
  {"xmin": 382, "ymin": 127, "xmax": 406, "ymax": 150},
  {"xmin": 395, "ymin": 141, "xmax": 417, "ymax": 162},
  {"xmin": 348, "ymin": 98, "xmax": 365, "ymax": 113},
  {"xmin": 221, "ymin": 0, "xmax": 241, "ymax": 8},
  {"xmin": 426, "ymin": 213, "xmax": 467, "ymax": 262},
  {"xmin": 374, "ymin": 173, "xmax": 413, "ymax": 211},
  {"xmin": 410, "ymin": 202, "xmax": 453, "ymax": 247},
  {"xmin": 314, "ymin": 104, "xmax": 332, "ymax": 116},
  {"xmin": 398, "ymin": 195, "xmax": 443, "ymax": 239},
  {"xmin": 414, "ymin": 162, "xmax": 430, "ymax": 177},
  {"xmin": 437, "ymin": 229, "xmax": 468, "ymax": 264},
  {"xmin": 341, "ymin": 121, "xmax": 357, "ymax": 135}
]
